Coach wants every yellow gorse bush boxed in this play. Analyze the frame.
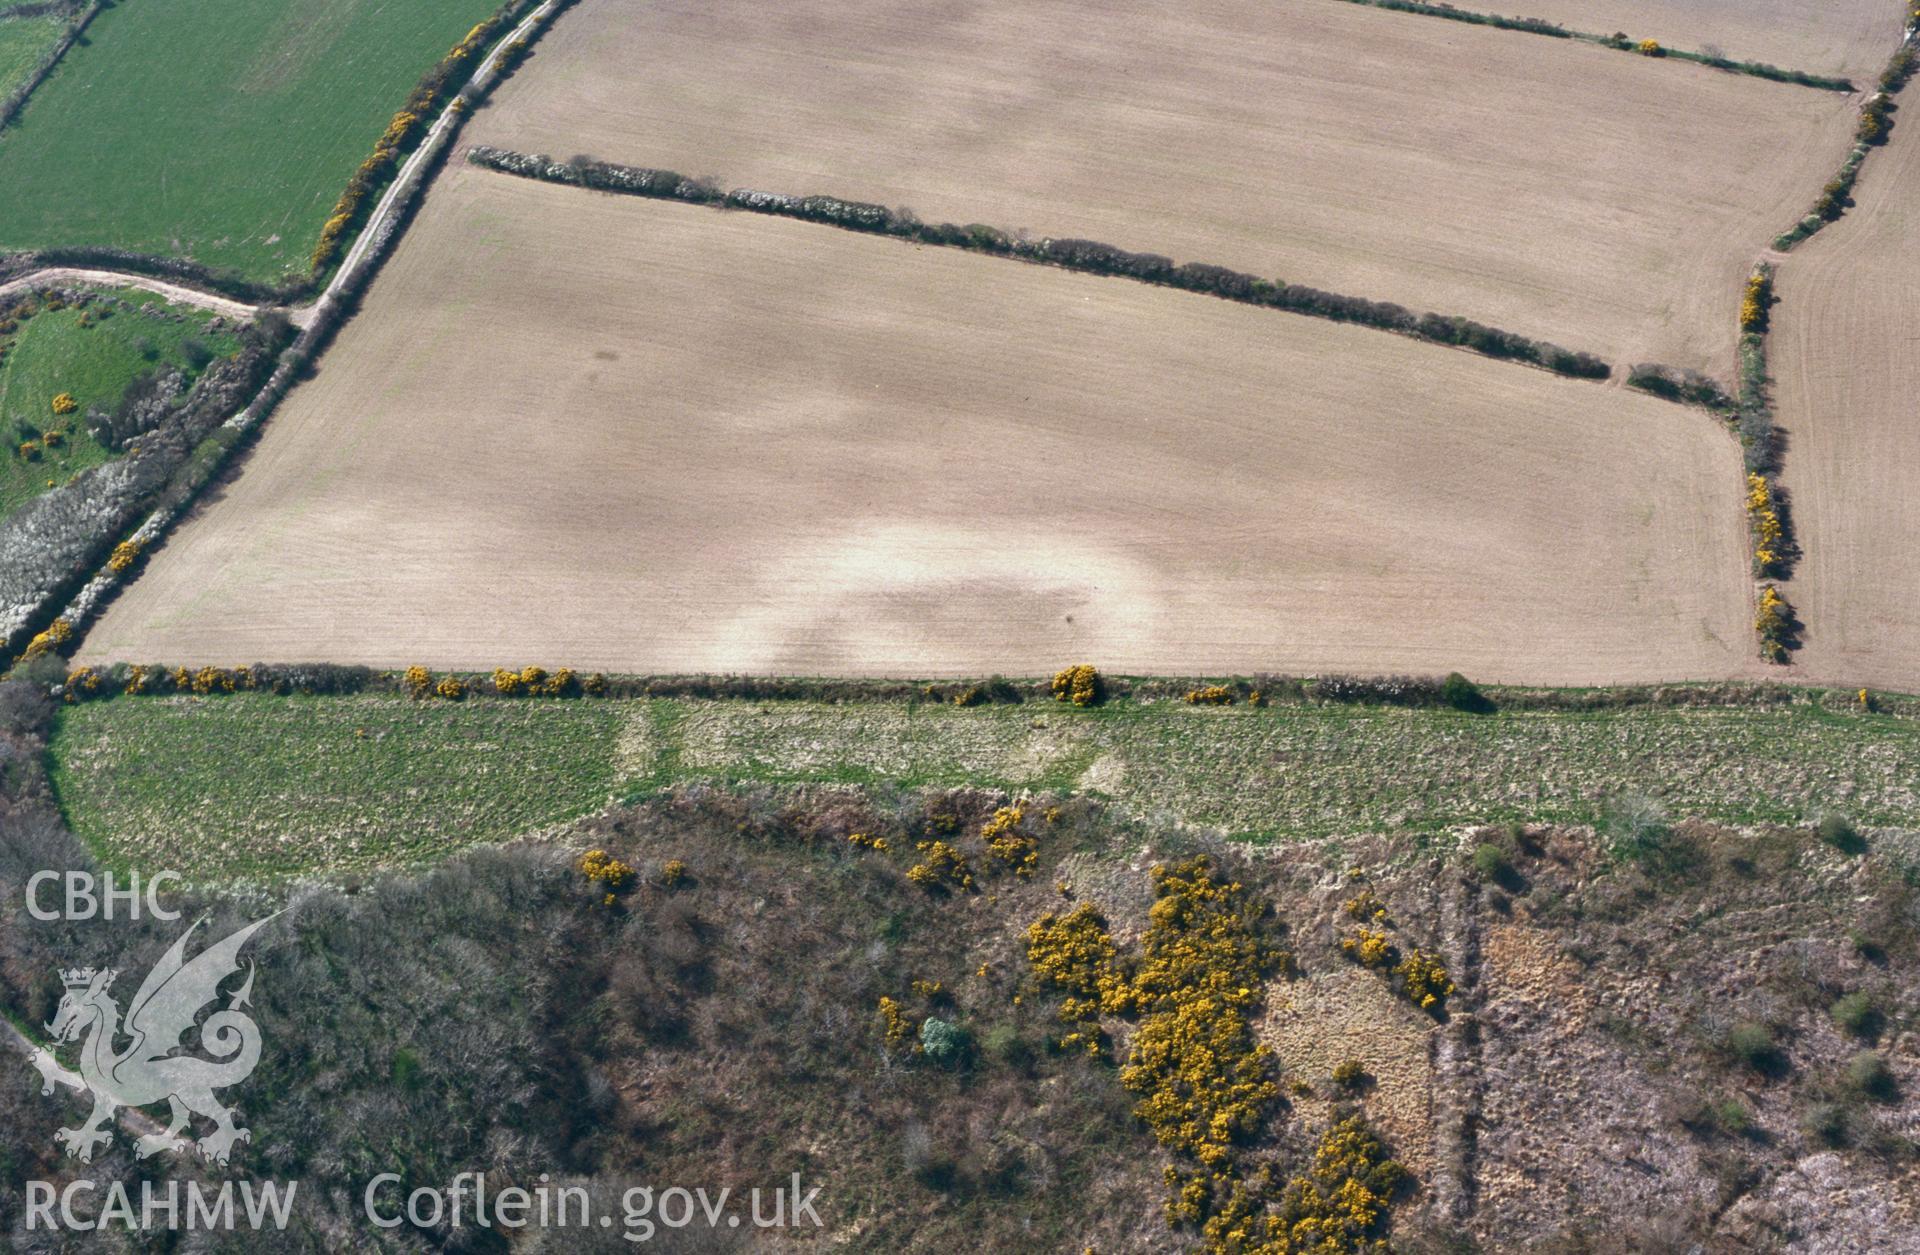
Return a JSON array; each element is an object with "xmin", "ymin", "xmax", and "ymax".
[
  {"xmin": 1746, "ymin": 473, "xmax": 1784, "ymax": 571},
  {"xmin": 1739, "ymin": 269, "xmax": 1771, "ymax": 332},
  {"xmin": 1393, "ymin": 947, "xmax": 1454, "ymax": 1010},
  {"xmin": 1025, "ymin": 859, "xmax": 1401, "ymax": 1251},
  {"xmin": 1859, "ymin": 94, "xmax": 1893, "ymax": 143},
  {"xmin": 190, "ymin": 665, "xmax": 250, "ymax": 695},
  {"xmin": 50, "ymin": 392, "xmax": 77, "ymax": 415},
  {"xmin": 61, "ymin": 666, "xmax": 103, "ymax": 703},
  {"xmin": 907, "ymin": 840, "xmax": 974, "ymax": 892},
  {"xmin": 487, "ymin": 665, "xmax": 575, "ymax": 696},
  {"xmin": 982, "ymin": 804, "xmax": 1039, "ymax": 877},
  {"xmin": 1269, "ymin": 1116, "xmax": 1406, "ymax": 1254},
  {"xmin": 106, "ymin": 539, "xmax": 144, "ymax": 573},
  {"xmin": 1025, "ymin": 902, "xmax": 1139, "ymax": 1054},
  {"xmin": 1338, "ymin": 882, "xmax": 1452, "ymax": 1013},
  {"xmin": 876, "ymin": 996, "xmax": 917, "ymax": 1055},
  {"xmin": 1186, "ymin": 686, "xmax": 1235, "ymax": 705},
  {"xmin": 435, "ymin": 675, "xmax": 467, "ymax": 700},
  {"xmin": 403, "ymin": 665, "xmax": 433, "ymax": 697},
  {"xmin": 1755, "ymin": 584, "xmax": 1793, "ymax": 663},
  {"xmin": 1051, "ymin": 664, "xmax": 1102, "ymax": 707},
  {"xmin": 578, "ymin": 849, "xmax": 635, "ymax": 905},
  {"xmin": 23, "ymin": 617, "xmax": 73, "ymax": 658},
  {"xmin": 1340, "ymin": 927, "xmax": 1392, "ymax": 969},
  {"xmin": 1342, "ymin": 891, "xmax": 1387, "ymax": 923}
]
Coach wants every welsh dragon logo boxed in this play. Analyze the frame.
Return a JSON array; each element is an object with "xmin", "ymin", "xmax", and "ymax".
[{"xmin": 25, "ymin": 915, "xmax": 276, "ymax": 1165}]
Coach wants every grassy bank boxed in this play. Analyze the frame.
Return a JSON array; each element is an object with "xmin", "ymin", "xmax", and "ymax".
[
  {"xmin": 49, "ymin": 691, "xmax": 1920, "ymax": 880},
  {"xmin": 0, "ymin": 0, "xmax": 501, "ymax": 283},
  {"xmin": 0, "ymin": 289, "xmax": 242, "ymax": 517}
]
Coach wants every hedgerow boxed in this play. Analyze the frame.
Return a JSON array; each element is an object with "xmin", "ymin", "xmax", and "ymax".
[
  {"xmin": 1746, "ymin": 473, "xmax": 1786, "ymax": 576},
  {"xmin": 0, "ymin": 312, "xmax": 286, "ymax": 661},
  {"xmin": 1740, "ymin": 268, "xmax": 1771, "ymax": 334},
  {"xmin": 1755, "ymin": 585, "xmax": 1798, "ymax": 664},
  {"xmin": 1308, "ymin": 674, "xmax": 1445, "ymax": 706},
  {"xmin": 1736, "ymin": 269, "xmax": 1777, "ymax": 472},
  {"xmin": 1776, "ymin": 33, "xmax": 1919, "ymax": 249},
  {"xmin": 468, "ymin": 145, "xmax": 1615, "ymax": 381},
  {"xmin": 310, "ymin": 4, "xmax": 539, "ymax": 274},
  {"xmin": 1624, "ymin": 363, "xmax": 1733, "ymax": 409},
  {"xmin": 0, "ymin": 0, "xmax": 103, "ymax": 138},
  {"xmin": 1333, "ymin": 0, "xmax": 1853, "ymax": 90}
]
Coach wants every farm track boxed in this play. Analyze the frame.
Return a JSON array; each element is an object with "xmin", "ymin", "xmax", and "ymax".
[
  {"xmin": 14, "ymin": 0, "xmax": 1912, "ymax": 693},
  {"xmin": 0, "ymin": 0, "xmax": 564, "ymax": 331},
  {"xmin": 4, "ymin": 1016, "xmax": 168, "ymax": 1143},
  {"xmin": 0, "ymin": 267, "xmax": 288, "ymax": 324}
]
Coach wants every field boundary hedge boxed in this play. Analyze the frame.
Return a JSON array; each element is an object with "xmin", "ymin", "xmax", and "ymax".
[
  {"xmin": 1629, "ymin": 263, "xmax": 1801, "ymax": 664},
  {"xmin": 466, "ymin": 146, "xmax": 1614, "ymax": 382},
  {"xmin": 0, "ymin": 0, "xmax": 573, "ymax": 672},
  {"xmin": 1332, "ymin": 0, "xmax": 1856, "ymax": 91},
  {"xmin": 1775, "ymin": 30, "xmax": 1919, "ymax": 250},
  {"xmin": 0, "ymin": 0, "xmax": 101, "ymax": 135},
  {"xmin": 41, "ymin": 661, "xmax": 1918, "ymax": 716},
  {"xmin": 0, "ymin": 0, "xmax": 83, "ymax": 17},
  {"xmin": 0, "ymin": 0, "xmax": 565, "ymax": 308}
]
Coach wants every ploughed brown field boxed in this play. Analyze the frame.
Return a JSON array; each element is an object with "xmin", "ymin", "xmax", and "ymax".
[
  {"xmin": 1491, "ymin": 0, "xmax": 1906, "ymax": 83},
  {"xmin": 79, "ymin": 164, "xmax": 1752, "ymax": 682},
  {"xmin": 467, "ymin": 0, "xmax": 1856, "ymax": 376},
  {"xmin": 1772, "ymin": 104, "xmax": 1920, "ymax": 693}
]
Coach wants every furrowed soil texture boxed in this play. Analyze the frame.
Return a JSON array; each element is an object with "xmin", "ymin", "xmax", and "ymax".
[
  {"xmin": 0, "ymin": 0, "xmax": 502, "ymax": 283},
  {"xmin": 79, "ymin": 164, "xmax": 1751, "ymax": 682},
  {"xmin": 1484, "ymin": 0, "xmax": 1906, "ymax": 83},
  {"xmin": 1771, "ymin": 92, "xmax": 1920, "ymax": 693},
  {"xmin": 467, "ymin": 0, "xmax": 1856, "ymax": 373}
]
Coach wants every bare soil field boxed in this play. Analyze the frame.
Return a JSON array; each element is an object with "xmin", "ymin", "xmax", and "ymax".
[
  {"xmin": 80, "ymin": 164, "xmax": 1751, "ymax": 681},
  {"xmin": 467, "ymin": 0, "xmax": 1856, "ymax": 376},
  {"xmin": 1488, "ymin": 0, "xmax": 1907, "ymax": 83},
  {"xmin": 1771, "ymin": 109, "xmax": 1920, "ymax": 692}
]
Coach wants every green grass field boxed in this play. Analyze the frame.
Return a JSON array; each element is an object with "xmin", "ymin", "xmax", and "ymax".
[
  {"xmin": 0, "ymin": 290, "xmax": 241, "ymax": 516},
  {"xmin": 0, "ymin": 0, "xmax": 502, "ymax": 284},
  {"xmin": 49, "ymin": 692, "xmax": 1920, "ymax": 881},
  {"xmin": 0, "ymin": 14, "xmax": 64, "ymax": 99}
]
